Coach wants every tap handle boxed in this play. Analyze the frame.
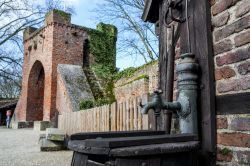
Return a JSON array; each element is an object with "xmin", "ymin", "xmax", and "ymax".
[
  {"xmin": 153, "ymin": 89, "xmax": 163, "ymax": 95},
  {"xmin": 139, "ymin": 102, "xmax": 144, "ymax": 108}
]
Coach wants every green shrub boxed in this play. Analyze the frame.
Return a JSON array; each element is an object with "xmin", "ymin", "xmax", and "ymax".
[
  {"xmin": 113, "ymin": 60, "xmax": 158, "ymax": 81},
  {"xmin": 79, "ymin": 100, "xmax": 94, "ymax": 110},
  {"xmin": 79, "ymin": 98, "xmax": 112, "ymax": 110},
  {"xmin": 95, "ymin": 98, "xmax": 111, "ymax": 107}
]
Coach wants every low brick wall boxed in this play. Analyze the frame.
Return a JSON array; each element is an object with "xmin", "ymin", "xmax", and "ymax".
[{"xmin": 114, "ymin": 62, "xmax": 158, "ymax": 101}]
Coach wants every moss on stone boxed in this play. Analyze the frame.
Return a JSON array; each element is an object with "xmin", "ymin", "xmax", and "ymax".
[
  {"xmin": 83, "ymin": 23, "xmax": 117, "ymax": 102},
  {"xmin": 96, "ymin": 22, "xmax": 117, "ymax": 37},
  {"xmin": 46, "ymin": 9, "xmax": 71, "ymax": 22},
  {"xmin": 219, "ymin": 148, "xmax": 231, "ymax": 156},
  {"xmin": 79, "ymin": 22, "xmax": 117, "ymax": 108},
  {"xmin": 116, "ymin": 75, "xmax": 149, "ymax": 88},
  {"xmin": 114, "ymin": 60, "xmax": 158, "ymax": 81}
]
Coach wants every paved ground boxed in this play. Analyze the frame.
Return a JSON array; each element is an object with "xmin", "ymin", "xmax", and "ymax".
[{"xmin": 0, "ymin": 127, "xmax": 73, "ymax": 166}]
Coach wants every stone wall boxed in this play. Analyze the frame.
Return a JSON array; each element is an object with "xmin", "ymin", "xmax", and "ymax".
[
  {"xmin": 56, "ymin": 64, "xmax": 94, "ymax": 113},
  {"xmin": 114, "ymin": 62, "xmax": 158, "ymax": 102},
  {"xmin": 211, "ymin": 0, "xmax": 250, "ymax": 165}
]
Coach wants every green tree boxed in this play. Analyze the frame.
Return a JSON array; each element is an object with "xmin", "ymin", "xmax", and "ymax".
[{"xmin": 94, "ymin": 0, "xmax": 158, "ymax": 64}]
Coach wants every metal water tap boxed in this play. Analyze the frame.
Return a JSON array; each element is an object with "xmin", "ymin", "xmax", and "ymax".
[
  {"xmin": 142, "ymin": 53, "xmax": 199, "ymax": 134},
  {"xmin": 141, "ymin": 90, "xmax": 181, "ymax": 116}
]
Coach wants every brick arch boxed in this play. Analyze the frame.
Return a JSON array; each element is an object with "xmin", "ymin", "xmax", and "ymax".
[{"xmin": 26, "ymin": 60, "xmax": 45, "ymax": 121}]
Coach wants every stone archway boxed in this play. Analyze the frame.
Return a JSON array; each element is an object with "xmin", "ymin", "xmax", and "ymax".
[{"xmin": 26, "ymin": 61, "xmax": 45, "ymax": 121}]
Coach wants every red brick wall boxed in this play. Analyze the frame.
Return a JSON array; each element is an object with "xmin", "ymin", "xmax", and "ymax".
[
  {"xmin": 211, "ymin": 0, "xmax": 250, "ymax": 165},
  {"xmin": 15, "ymin": 22, "xmax": 54, "ymax": 121},
  {"xmin": 15, "ymin": 11, "xmax": 87, "ymax": 121}
]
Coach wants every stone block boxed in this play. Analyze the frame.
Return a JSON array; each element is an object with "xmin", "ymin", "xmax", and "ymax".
[
  {"xmin": 217, "ymin": 132, "xmax": 250, "ymax": 147},
  {"xmin": 214, "ymin": 39, "xmax": 233, "ymax": 55},
  {"xmin": 212, "ymin": 11, "xmax": 230, "ymax": 27},
  {"xmin": 215, "ymin": 45, "xmax": 250, "ymax": 66},
  {"xmin": 235, "ymin": 0, "xmax": 250, "ymax": 18},
  {"xmin": 234, "ymin": 150, "xmax": 250, "ymax": 165},
  {"xmin": 234, "ymin": 29, "xmax": 250, "ymax": 47},
  {"xmin": 34, "ymin": 121, "xmax": 51, "ymax": 131},
  {"xmin": 238, "ymin": 61, "xmax": 250, "ymax": 75},
  {"xmin": 11, "ymin": 121, "xmax": 34, "ymax": 129},
  {"xmin": 213, "ymin": 15, "xmax": 250, "ymax": 42},
  {"xmin": 230, "ymin": 117, "xmax": 250, "ymax": 131},
  {"xmin": 212, "ymin": 0, "xmax": 234, "ymax": 16},
  {"xmin": 217, "ymin": 117, "xmax": 228, "ymax": 129},
  {"xmin": 217, "ymin": 77, "xmax": 250, "ymax": 93},
  {"xmin": 40, "ymin": 138, "xmax": 65, "ymax": 151},
  {"xmin": 215, "ymin": 66, "xmax": 236, "ymax": 80},
  {"xmin": 46, "ymin": 128, "xmax": 66, "ymax": 141}
]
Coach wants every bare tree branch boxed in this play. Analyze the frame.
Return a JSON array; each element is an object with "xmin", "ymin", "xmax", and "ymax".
[{"xmin": 0, "ymin": 0, "xmax": 75, "ymax": 98}]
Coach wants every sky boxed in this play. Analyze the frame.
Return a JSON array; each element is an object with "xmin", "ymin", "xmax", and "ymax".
[
  {"xmin": 63, "ymin": 0, "xmax": 150, "ymax": 70},
  {"xmin": 65, "ymin": 0, "xmax": 104, "ymax": 28}
]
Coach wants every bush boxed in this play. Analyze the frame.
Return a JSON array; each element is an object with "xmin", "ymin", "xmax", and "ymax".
[
  {"xmin": 79, "ymin": 98, "xmax": 112, "ymax": 110},
  {"xmin": 79, "ymin": 100, "xmax": 94, "ymax": 110}
]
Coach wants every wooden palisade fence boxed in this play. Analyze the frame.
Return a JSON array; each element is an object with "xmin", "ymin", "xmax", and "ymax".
[{"xmin": 58, "ymin": 95, "xmax": 149, "ymax": 135}]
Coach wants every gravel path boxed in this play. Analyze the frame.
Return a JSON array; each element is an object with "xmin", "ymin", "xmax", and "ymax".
[{"xmin": 0, "ymin": 128, "xmax": 73, "ymax": 166}]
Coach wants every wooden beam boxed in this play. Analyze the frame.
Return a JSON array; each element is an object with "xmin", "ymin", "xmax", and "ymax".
[
  {"xmin": 142, "ymin": 0, "xmax": 160, "ymax": 23},
  {"xmin": 216, "ymin": 92, "xmax": 250, "ymax": 115}
]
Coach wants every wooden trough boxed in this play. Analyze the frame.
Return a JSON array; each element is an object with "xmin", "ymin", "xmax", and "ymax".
[{"xmin": 69, "ymin": 131, "xmax": 199, "ymax": 166}]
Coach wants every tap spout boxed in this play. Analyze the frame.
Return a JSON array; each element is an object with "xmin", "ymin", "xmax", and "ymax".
[
  {"xmin": 141, "ymin": 101, "xmax": 157, "ymax": 114},
  {"xmin": 162, "ymin": 101, "xmax": 181, "ymax": 111}
]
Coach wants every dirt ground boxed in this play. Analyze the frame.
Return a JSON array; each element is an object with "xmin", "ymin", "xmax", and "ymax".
[{"xmin": 0, "ymin": 127, "xmax": 73, "ymax": 166}]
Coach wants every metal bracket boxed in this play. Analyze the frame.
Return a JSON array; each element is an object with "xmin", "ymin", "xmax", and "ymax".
[{"xmin": 164, "ymin": 0, "xmax": 185, "ymax": 26}]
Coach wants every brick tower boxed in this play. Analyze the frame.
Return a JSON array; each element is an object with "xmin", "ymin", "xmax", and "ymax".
[{"xmin": 14, "ymin": 10, "xmax": 117, "ymax": 124}]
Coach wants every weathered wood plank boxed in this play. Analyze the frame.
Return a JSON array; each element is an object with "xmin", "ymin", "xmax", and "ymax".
[
  {"xmin": 110, "ymin": 141, "xmax": 199, "ymax": 157},
  {"xmin": 130, "ymin": 98, "xmax": 134, "ymax": 130},
  {"xmin": 119, "ymin": 102, "xmax": 122, "ymax": 131},
  {"xmin": 123, "ymin": 101, "xmax": 126, "ymax": 131},
  {"xmin": 70, "ymin": 130, "xmax": 166, "ymax": 140},
  {"xmin": 84, "ymin": 134, "xmax": 198, "ymax": 148},
  {"xmin": 158, "ymin": 0, "xmax": 169, "ymax": 132},
  {"xmin": 58, "ymin": 96, "xmax": 149, "ymax": 135},
  {"xmin": 133, "ymin": 97, "xmax": 138, "ymax": 130},
  {"xmin": 71, "ymin": 152, "xmax": 87, "ymax": 166},
  {"xmin": 137, "ymin": 97, "xmax": 142, "ymax": 130}
]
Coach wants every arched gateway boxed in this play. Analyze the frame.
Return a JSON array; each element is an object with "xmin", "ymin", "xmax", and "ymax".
[{"xmin": 27, "ymin": 61, "xmax": 45, "ymax": 121}]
